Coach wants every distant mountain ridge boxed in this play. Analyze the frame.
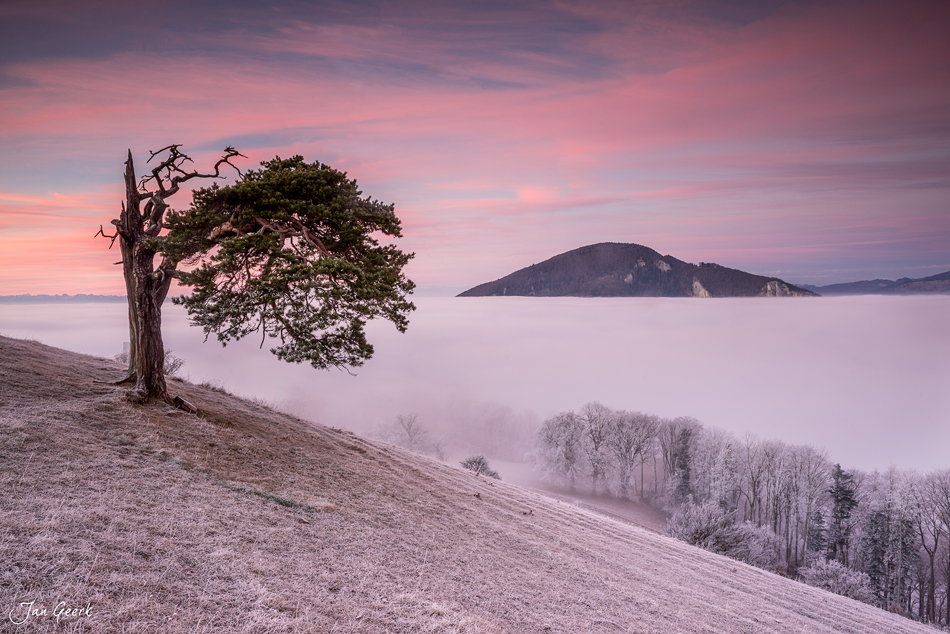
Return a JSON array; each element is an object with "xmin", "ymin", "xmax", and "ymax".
[
  {"xmin": 0, "ymin": 294, "xmax": 126, "ymax": 303},
  {"xmin": 801, "ymin": 271, "xmax": 950, "ymax": 295},
  {"xmin": 458, "ymin": 243, "xmax": 817, "ymax": 298}
]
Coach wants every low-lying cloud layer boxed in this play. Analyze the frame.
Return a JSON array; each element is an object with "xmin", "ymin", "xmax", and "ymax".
[{"xmin": 2, "ymin": 295, "xmax": 947, "ymax": 471}]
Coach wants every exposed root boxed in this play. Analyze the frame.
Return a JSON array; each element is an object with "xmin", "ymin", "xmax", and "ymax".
[
  {"xmin": 109, "ymin": 373, "xmax": 137, "ymax": 385},
  {"xmin": 125, "ymin": 387, "xmax": 149, "ymax": 404},
  {"xmin": 93, "ymin": 374, "xmax": 137, "ymax": 385}
]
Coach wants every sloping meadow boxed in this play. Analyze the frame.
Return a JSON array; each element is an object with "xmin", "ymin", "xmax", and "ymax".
[{"xmin": 0, "ymin": 336, "xmax": 934, "ymax": 633}]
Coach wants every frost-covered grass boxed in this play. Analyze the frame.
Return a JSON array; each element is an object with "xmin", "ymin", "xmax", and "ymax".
[{"xmin": 0, "ymin": 335, "xmax": 937, "ymax": 633}]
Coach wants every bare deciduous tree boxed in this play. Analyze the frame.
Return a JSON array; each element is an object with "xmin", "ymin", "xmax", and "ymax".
[
  {"xmin": 533, "ymin": 411, "xmax": 584, "ymax": 492},
  {"xmin": 932, "ymin": 470, "xmax": 950, "ymax": 624},
  {"xmin": 608, "ymin": 411, "xmax": 659, "ymax": 500},
  {"xmin": 908, "ymin": 472, "xmax": 945, "ymax": 622},
  {"xmin": 377, "ymin": 413, "xmax": 446, "ymax": 460},
  {"xmin": 579, "ymin": 402, "xmax": 613, "ymax": 495}
]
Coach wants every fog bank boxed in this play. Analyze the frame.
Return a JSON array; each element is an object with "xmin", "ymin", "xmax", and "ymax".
[{"xmin": 1, "ymin": 296, "xmax": 947, "ymax": 471}]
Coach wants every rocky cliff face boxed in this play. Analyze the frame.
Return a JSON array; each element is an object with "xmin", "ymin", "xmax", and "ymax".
[{"xmin": 458, "ymin": 243, "xmax": 818, "ymax": 298}]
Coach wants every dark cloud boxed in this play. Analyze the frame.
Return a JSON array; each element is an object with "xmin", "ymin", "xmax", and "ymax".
[
  {"xmin": 195, "ymin": 127, "xmax": 330, "ymax": 153},
  {"xmin": 0, "ymin": 70, "xmax": 34, "ymax": 88},
  {"xmin": 0, "ymin": 0, "xmax": 777, "ymax": 80}
]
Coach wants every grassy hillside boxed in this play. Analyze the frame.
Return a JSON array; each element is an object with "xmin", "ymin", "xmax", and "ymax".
[{"xmin": 0, "ymin": 335, "xmax": 933, "ymax": 633}]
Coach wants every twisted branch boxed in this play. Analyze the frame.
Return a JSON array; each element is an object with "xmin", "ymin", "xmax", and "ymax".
[
  {"xmin": 95, "ymin": 224, "xmax": 119, "ymax": 248},
  {"xmin": 141, "ymin": 145, "xmax": 246, "ymax": 199}
]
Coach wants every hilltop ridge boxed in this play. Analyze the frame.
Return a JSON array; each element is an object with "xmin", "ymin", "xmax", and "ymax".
[
  {"xmin": 0, "ymin": 335, "xmax": 928, "ymax": 633},
  {"xmin": 802, "ymin": 270, "xmax": 950, "ymax": 295},
  {"xmin": 459, "ymin": 243, "xmax": 816, "ymax": 297}
]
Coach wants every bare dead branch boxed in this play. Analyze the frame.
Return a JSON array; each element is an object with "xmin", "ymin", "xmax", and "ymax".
[
  {"xmin": 140, "ymin": 146, "xmax": 245, "ymax": 197},
  {"xmin": 95, "ymin": 224, "xmax": 120, "ymax": 249},
  {"xmin": 147, "ymin": 144, "xmax": 184, "ymax": 162}
]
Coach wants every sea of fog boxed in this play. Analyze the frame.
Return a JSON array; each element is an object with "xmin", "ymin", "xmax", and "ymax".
[{"xmin": 1, "ymin": 296, "xmax": 947, "ymax": 472}]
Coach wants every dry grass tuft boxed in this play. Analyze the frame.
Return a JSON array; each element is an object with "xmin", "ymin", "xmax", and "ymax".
[{"xmin": 0, "ymin": 335, "xmax": 936, "ymax": 633}]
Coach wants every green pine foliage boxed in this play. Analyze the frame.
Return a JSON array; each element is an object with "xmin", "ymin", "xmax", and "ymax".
[
  {"xmin": 673, "ymin": 426, "xmax": 694, "ymax": 505},
  {"xmin": 806, "ymin": 510, "xmax": 826, "ymax": 561},
  {"xmin": 163, "ymin": 156, "xmax": 415, "ymax": 370},
  {"xmin": 826, "ymin": 464, "xmax": 858, "ymax": 564},
  {"xmin": 862, "ymin": 509, "xmax": 918, "ymax": 612}
]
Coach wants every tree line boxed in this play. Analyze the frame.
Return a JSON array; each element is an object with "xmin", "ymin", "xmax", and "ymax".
[{"xmin": 532, "ymin": 402, "xmax": 950, "ymax": 625}]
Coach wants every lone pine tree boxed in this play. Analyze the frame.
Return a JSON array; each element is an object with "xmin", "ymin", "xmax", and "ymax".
[{"xmin": 100, "ymin": 146, "xmax": 414, "ymax": 403}]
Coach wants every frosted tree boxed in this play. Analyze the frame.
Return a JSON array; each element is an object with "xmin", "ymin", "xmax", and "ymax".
[
  {"xmin": 800, "ymin": 558, "xmax": 874, "ymax": 603},
  {"xmin": 657, "ymin": 416, "xmax": 700, "ymax": 504},
  {"xmin": 691, "ymin": 427, "xmax": 739, "ymax": 508},
  {"xmin": 460, "ymin": 455, "xmax": 500, "ymax": 479},
  {"xmin": 377, "ymin": 413, "xmax": 445, "ymax": 460},
  {"xmin": 858, "ymin": 468, "xmax": 918, "ymax": 613},
  {"xmin": 671, "ymin": 423, "xmax": 695, "ymax": 505},
  {"xmin": 607, "ymin": 410, "xmax": 659, "ymax": 500},
  {"xmin": 738, "ymin": 434, "xmax": 768, "ymax": 525},
  {"xmin": 908, "ymin": 472, "xmax": 945, "ymax": 622},
  {"xmin": 794, "ymin": 444, "xmax": 831, "ymax": 567},
  {"xmin": 806, "ymin": 510, "xmax": 827, "ymax": 564},
  {"xmin": 533, "ymin": 410, "xmax": 584, "ymax": 492},
  {"xmin": 579, "ymin": 402, "xmax": 614, "ymax": 495},
  {"xmin": 761, "ymin": 441, "xmax": 788, "ymax": 531},
  {"xmin": 932, "ymin": 470, "xmax": 950, "ymax": 624},
  {"xmin": 827, "ymin": 464, "xmax": 859, "ymax": 565}
]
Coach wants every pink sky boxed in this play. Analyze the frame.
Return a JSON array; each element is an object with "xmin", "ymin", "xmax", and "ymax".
[{"xmin": 1, "ymin": 0, "xmax": 948, "ymax": 295}]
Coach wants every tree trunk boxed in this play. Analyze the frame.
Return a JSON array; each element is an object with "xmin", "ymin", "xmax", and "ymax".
[
  {"xmin": 945, "ymin": 548, "xmax": 949, "ymax": 625},
  {"xmin": 639, "ymin": 457, "xmax": 644, "ymax": 501},
  {"xmin": 118, "ymin": 151, "xmax": 169, "ymax": 403},
  {"xmin": 928, "ymin": 555, "xmax": 936, "ymax": 622}
]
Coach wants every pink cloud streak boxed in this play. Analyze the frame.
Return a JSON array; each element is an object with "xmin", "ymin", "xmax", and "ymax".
[{"xmin": 0, "ymin": 0, "xmax": 947, "ymax": 293}]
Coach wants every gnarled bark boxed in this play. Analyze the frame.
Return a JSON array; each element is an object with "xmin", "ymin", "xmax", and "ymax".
[
  {"xmin": 102, "ymin": 146, "xmax": 243, "ymax": 403},
  {"xmin": 116, "ymin": 151, "xmax": 170, "ymax": 401}
]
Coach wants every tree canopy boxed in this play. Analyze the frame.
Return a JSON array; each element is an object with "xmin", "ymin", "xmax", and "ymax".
[{"xmin": 162, "ymin": 155, "xmax": 415, "ymax": 370}]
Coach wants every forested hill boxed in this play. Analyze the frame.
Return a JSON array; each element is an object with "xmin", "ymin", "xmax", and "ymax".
[{"xmin": 458, "ymin": 242, "xmax": 817, "ymax": 297}]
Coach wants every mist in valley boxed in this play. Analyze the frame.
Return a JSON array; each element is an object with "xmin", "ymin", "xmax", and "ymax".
[{"xmin": 1, "ymin": 295, "xmax": 947, "ymax": 472}]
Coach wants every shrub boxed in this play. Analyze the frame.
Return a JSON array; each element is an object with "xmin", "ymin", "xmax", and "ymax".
[
  {"xmin": 728, "ymin": 521, "xmax": 779, "ymax": 570},
  {"xmin": 800, "ymin": 558, "xmax": 874, "ymax": 603},
  {"xmin": 666, "ymin": 502, "xmax": 778, "ymax": 570},
  {"xmin": 460, "ymin": 455, "xmax": 500, "ymax": 479}
]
